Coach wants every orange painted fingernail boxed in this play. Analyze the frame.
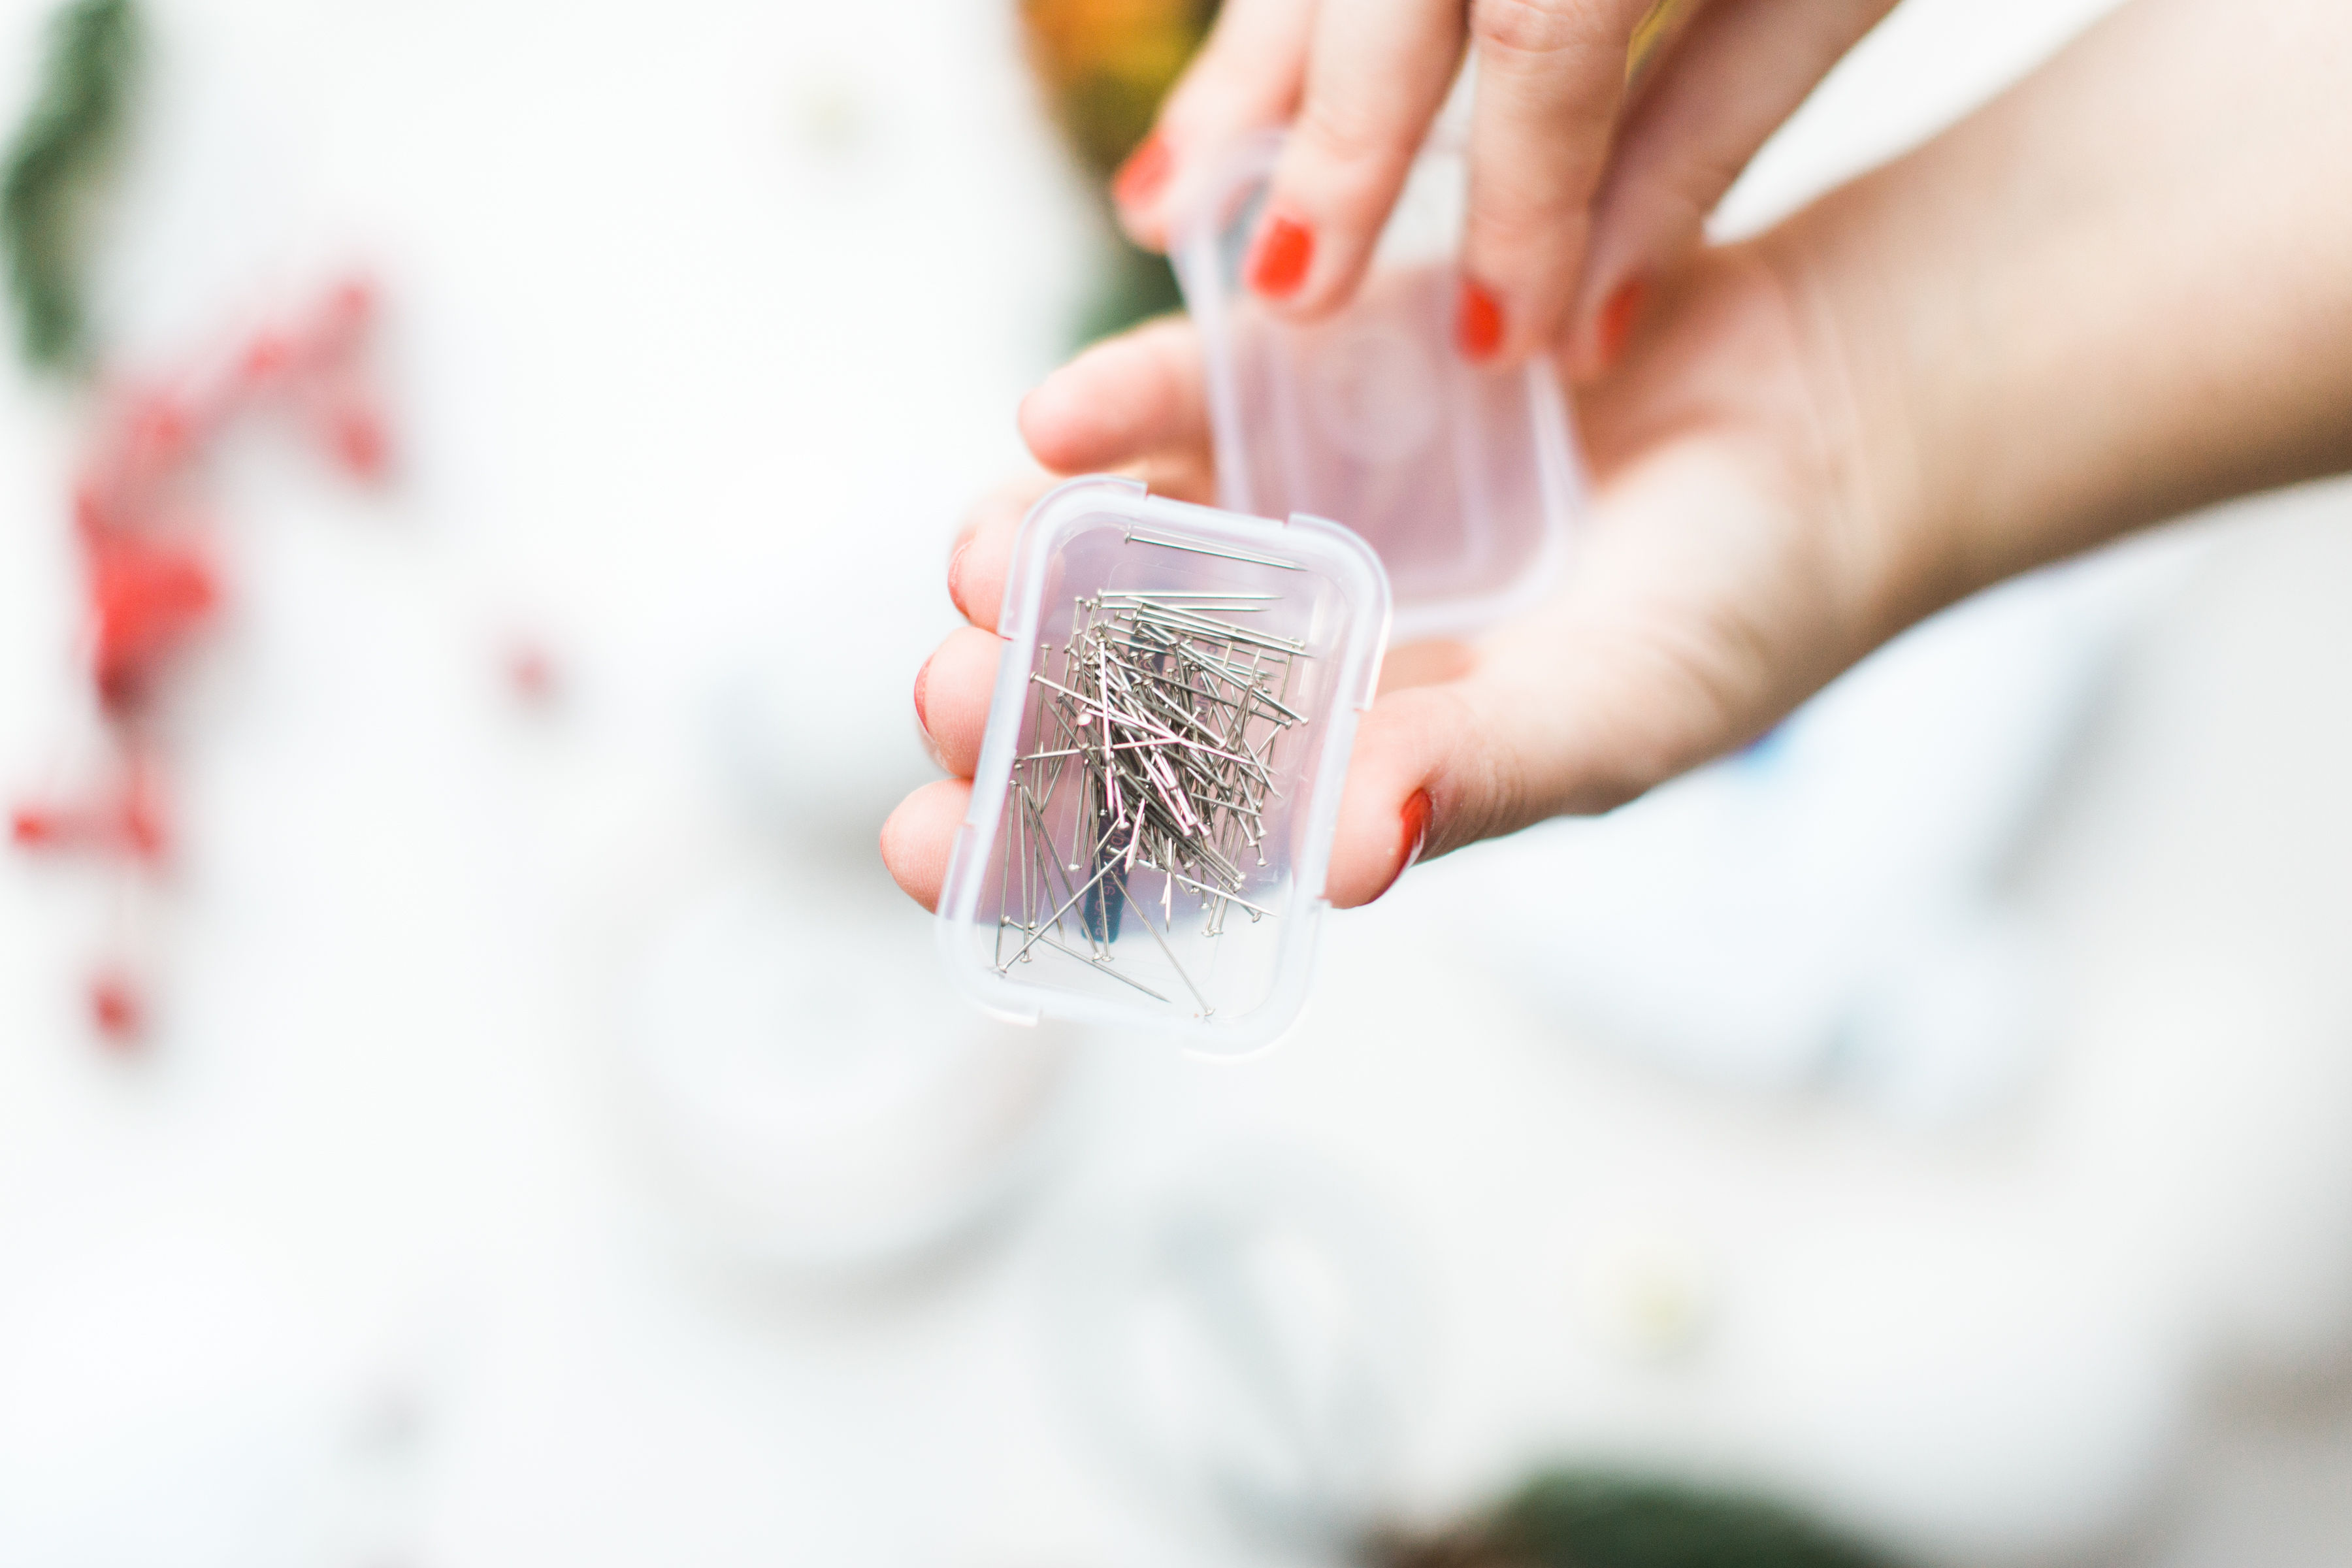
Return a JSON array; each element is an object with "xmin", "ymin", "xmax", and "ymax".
[
  {"xmin": 1246, "ymin": 214, "xmax": 1313, "ymax": 299},
  {"xmin": 1456, "ymin": 278, "xmax": 1504, "ymax": 361},
  {"xmin": 1401, "ymin": 788, "xmax": 1432, "ymax": 870},
  {"xmin": 1371, "ymin": 789, "xmax": 1433, "ymax": 902},
  {"xmin": 913, "ymin": 656, "xmax": 936, "ymax": 743},
  {"xmin": 1111, "ymin": 132, "xmax": 1173, "ymax": 210},
  {"xmin": 1595, "ymin": 277, "xmax": 1648, "ymax": 372}
]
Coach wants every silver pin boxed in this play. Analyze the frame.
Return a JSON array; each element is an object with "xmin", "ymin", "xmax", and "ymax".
[
  {"xmin": 1123, "ymin": 529, "xmax": 1305, "ymax": 571},
  {"xmin": 992, "ymin": 554, "xmax": 1315, "ymax": 1017}
]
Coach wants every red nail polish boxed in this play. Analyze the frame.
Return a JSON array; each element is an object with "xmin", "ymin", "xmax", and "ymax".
[
  {"xmin": 1370, "ymin": 789, "xmax": 1433, "ymax": 902},
  {"xmin": 1456, "ymin": 279, "xmax": 1504, "ymax": 361},
  {"xmin": 1401, "ymin": 788, "xmax": 1432, "ymax": 871},
  {"xmin": 1112, "ymin": 132, "xmax": 1173, "ymax": 210},
  {"xmin": 1246, "ymin": 214, "xmax": 1313, "ymax": 299},
  {"xmin": 1595, "ymin": 278, "xmax": 1648, "ymax": 372}
]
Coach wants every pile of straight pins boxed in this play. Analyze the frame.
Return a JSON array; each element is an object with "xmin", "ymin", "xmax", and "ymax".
[{"xmin": 996, "ymin": 566, "xmax": 1309, "ymax": 1013}]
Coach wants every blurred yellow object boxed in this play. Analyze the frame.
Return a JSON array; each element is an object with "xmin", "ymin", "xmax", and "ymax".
[
  {"xmin": 1629, "ymin": 0, "xmax": 1702, "ymax": 86},
  {"xmin": 1019, "ymin": 0, "xmax": 1216, "ymax": 339},
  {"xmin": 1019, "ymin": 0, "xmax": 1216, "ymax": 177}
]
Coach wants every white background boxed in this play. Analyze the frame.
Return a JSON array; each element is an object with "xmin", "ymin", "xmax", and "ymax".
[{"xmin": 4, "ymin": 1, "xmax": 2352, "ymax": 1564}]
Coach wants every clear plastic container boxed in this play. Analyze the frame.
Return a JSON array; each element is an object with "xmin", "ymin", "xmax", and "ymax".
[
  {"xmin": 936, "ymin": 476, "xmax": 1390, "ymax": 1052},
  {"xmin": 1171, "ymin": 131, "xmax": 1582, "ymax": 642}
]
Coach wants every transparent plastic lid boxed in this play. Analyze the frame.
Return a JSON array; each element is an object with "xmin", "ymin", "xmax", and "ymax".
[
  {"xmin": 936, "ymin": 476, "xmax": 1391, "ymax": 1053},
  {"xmin": 1172, "ymin": 131, "xmax": 1583, "ymax": 642}
]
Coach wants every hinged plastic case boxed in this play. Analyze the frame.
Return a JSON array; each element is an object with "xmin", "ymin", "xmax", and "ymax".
[
  {"xmin": 936, "ymin": 476, "xmax": 1390, "ymax": 1053},
  {"xmin": 1172, "ymin": 131, "xmax": 1582, "ymax": 641}
]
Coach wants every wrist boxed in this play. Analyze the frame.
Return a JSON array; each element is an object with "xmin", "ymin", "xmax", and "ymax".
[{"xmin": 1763, "ymin": 0, "xmax": 2352, "ymax": 641}]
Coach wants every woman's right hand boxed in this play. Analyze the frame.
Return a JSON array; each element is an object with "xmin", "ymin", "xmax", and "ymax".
[{"xmin": 1108, "ymin": 0, "xmax": 1898, "ymax": 376}]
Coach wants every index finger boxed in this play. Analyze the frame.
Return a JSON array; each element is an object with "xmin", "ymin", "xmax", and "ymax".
[
  {"xmin": 1018, "ymin": 314, "xmax": 1213, "ymax": 476},
  {"xmin": 1239, "ymin": 0, "xmax": 1469, "ymax": 319},
  {"xmin": 1113, "ymin": 0, "xmax": 1317, "ymax": 250},
  {"xmin": 965, "ymin": 318, "xmax": 1218, "ymax": 631}
]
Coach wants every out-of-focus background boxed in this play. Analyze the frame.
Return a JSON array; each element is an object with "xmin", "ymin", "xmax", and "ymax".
[{"xmin": 5, "ymin": 1, "xmax": 2352, "ymax": 1564}]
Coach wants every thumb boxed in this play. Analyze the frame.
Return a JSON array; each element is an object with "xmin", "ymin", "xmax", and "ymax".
[
  {"xmin": 1322, "ymin": 681, "xmax": 1502, "ymax": 909},
  {"xmin": 1319, "ymin": 580, "xmax": 1794, "ymax": 909}
]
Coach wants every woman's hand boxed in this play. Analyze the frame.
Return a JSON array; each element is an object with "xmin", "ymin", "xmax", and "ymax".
[
  {"xmin": 883, "ymin": 241, "xmax": 1896, "ymax": 911},
  {"xmin": 1108, "ymin": 0, "xmax": 1897, "ymax": 374},
  {"xmin": 886, "ymin": 0, "xmax": 2352, "ymax": 915}
]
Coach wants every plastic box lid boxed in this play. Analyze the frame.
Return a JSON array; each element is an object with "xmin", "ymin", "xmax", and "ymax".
[
  {"xmin": 936, "ymin": 476, "xmax": 1391, "ymax": 1052},
  {"xmin": 1172, "ymin": 131, "xmax": 1583, "ymax": 642}
]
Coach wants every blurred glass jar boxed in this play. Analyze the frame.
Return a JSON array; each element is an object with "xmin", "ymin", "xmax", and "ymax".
[{"xmin": 618, "ymin": 867, "xmax": 1081, "ymax": 1275}]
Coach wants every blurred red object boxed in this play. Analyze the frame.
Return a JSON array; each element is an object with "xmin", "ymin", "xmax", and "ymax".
[
  {"xmin": 87, "ymin": 968, "xmax": 143, "ymax": 1047},
  {"xmin": 86, "ymin": 529, "xmax": 218, "ymax": 715},
  {"xmin": 15, "ymin": 272, "xmax": 393, "ymax": 1049},
  {"xmin": 504, "ymin": 638, "xmax": 559, "ymax": 708},
  {"xmin": 12, "ymin": 804, "xmax": 64, "ymax": 847},
  {"xmin": 325, "ymin": 400, "xmax": 390, "ymax": 482}
]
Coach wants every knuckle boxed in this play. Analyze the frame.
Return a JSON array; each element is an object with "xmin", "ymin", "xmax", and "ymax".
[
  {"xmin": 1460, "ymin": 745, "xmax": 1531, "ymax": 849},
  {"xmin": 1290, "ymin": 90, "xmax": 1415, "ymax": 195},
  {"xmin": 1463, "ymin": 202, "xmax": 1585, "ymax": 319},
  {"xmin": 1420, "ymin": 685, "xmax": 1528, "ymax": 851},
  {"xmin": 1467, "ymin": 189, "xmax": 1576, "ymax": 262},
  {"xmin": 1471, "ymin": 0, "xmax": 1610, "ymax": 63}
]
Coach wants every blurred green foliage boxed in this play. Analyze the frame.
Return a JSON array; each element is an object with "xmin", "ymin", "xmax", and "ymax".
[
  {"xmin": 1378, "ymin": 1470, "xmax": 1902, "ymax": 1568},
  {"xmin": 1, "ymin": 0, "xmax": 138, "ymax": 374}
]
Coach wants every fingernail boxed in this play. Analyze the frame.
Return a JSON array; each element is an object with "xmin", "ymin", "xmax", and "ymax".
[
  {"xmin": 1111, "ymin": 131, "xmax": 1173, "ymax": 210},
  {"xmin": 1401, "ymin": 788, "xmax": 1432, "ymax": 871},
  {"xmin": 1246, "ymin": 214, "xmax": 1313, "ymax": 299},
  {"xmin": 1371, "ymin": 789, "xmax": 1434, "ymax": 902},
  {"xmin": 1594, "ymin": 277, "xmax": 1648, "ymax": 372},
  {"xmin": 1455, "ymin": 278, "xmax": 1504, "ymax": 361},
  {"xmin": 947, "ymin": 536, "xmax": 973, "ymax": 619}
]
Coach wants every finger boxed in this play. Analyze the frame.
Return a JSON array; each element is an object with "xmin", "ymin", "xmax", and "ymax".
[
  {"xmin": 881, "ymin": 777, "xmax": 972, "ymax": 913},
  {"xmin": 911, "ymin": 625, "xmax": 1002, "ymax": 779},
  {"xmin": 1018, "ymin": 315, "xmax": 1212, "ymax": 476},
  {"xmin": 1112, "ymin": 0, "xmax": 1316, "ymax": 250},
  {"xmin": 1324, "ymin": 680, "xmax": 1486, "ymax": 908},
  {"xmin": 1566, "ymin": 0, "xmax": 1897, "ymax": 378},
  {"xmin": 949, "ymin": 472, "xmax": 1054, "ymax": 631},
  {"xmin": 946, "ymin": 460, "xmax": 1212, "ymax": 649},
  {"xmin": 1456, "ymin": 0, "xmax": 1656, "ymax": 365},
  {"xmin": 1128, "ymin": 449, "xmax": 1220, "ymax": 506},
  {"xmin": 1325, "ymin": 597, "xmax": 1749, "ymax": 908},
  {"xmin": 1239, "ymin": 0, "xmax": 1468, "ymax": 318}
]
